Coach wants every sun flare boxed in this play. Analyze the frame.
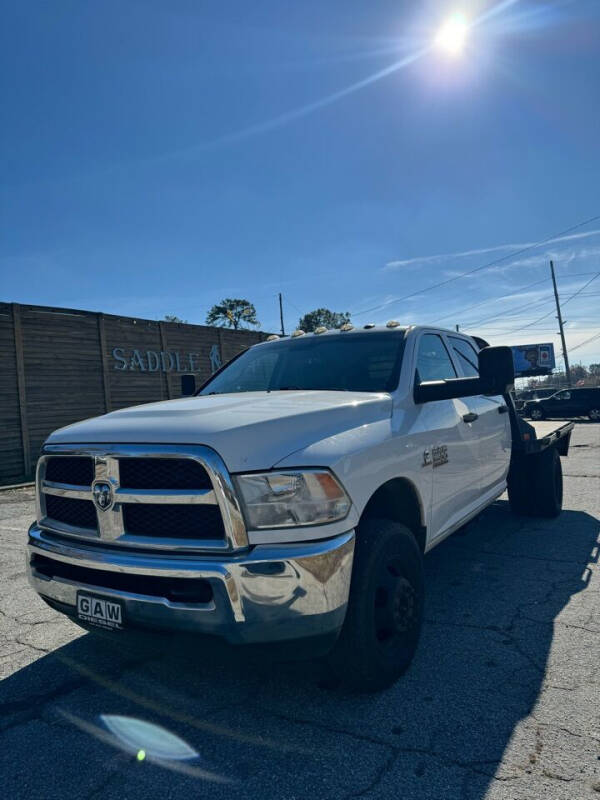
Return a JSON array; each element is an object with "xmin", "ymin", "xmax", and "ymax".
[{"xmin": 434, "ymin": 12, "xmax": 469, "ymax": 56}]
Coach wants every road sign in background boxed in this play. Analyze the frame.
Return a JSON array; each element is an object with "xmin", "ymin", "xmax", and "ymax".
[{"xmin": 511, "ymin": 342, "xmax": 556, "ymax": 377}]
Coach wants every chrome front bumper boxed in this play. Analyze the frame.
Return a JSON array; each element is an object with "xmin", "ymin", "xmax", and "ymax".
[{"xmin": 27, "ymin": 525, "xmax": 355, "ymax": 644}]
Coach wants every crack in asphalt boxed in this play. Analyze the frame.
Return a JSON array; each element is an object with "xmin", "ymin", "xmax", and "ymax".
[
  {"xmin": 0, "ymin": 650, "xmax": 160, "ymax": 735},
  {"xmin": 258, "ymin": 706, "xmax": 522, "ymax": 790}
]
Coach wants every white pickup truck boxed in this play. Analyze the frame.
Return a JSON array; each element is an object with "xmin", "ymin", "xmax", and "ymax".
[{"xmin": 27, "ymin": 324, "xmax": 573, "ymax": 690}]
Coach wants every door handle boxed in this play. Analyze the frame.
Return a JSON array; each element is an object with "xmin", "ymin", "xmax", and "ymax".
[{"xmin": 462, "ymin": 412, "xmax": 478, "ymax": 423}]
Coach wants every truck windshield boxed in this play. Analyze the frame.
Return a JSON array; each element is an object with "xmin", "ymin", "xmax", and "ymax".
[{"xmin": 200, "ymin": 332, "xmax": 405, "ymax": 394}]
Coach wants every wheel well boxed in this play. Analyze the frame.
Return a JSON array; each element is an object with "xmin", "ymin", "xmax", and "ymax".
[{"xmin": 360, "ymin": 478, "xmax": 426, "ymax": 552}]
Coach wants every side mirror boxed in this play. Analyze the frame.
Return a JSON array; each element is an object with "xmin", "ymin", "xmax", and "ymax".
[
  {"xmin": 414, "ymin": 345, "xmax": 514, "ymax": 404},
  {"xmin": 478, "ymin": 346, "xmax": 514, "ymax": 395},
  {"xmin": 181, "ymin": 374, "xmax": 196, "ymax": 396}
]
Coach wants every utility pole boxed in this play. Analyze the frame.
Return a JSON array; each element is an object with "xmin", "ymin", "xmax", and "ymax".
[
  {"xmin": 455, "ymin": 324, "xmax": 460, "ymax": 332},
  {"xmin": 278, "ymin": 293, "xmax": 285, "ymax": 337},
  {"xmin": 550, "ymin": 260, "xmax": 572, "ymax": 387}
]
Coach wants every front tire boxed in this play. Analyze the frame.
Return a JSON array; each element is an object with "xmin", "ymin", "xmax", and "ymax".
[
  {"xmin": 529, "ymin": 407, "xmax": 545, "ymax": 421},
  {"xmin": 328, "ymin": 518, "xmax": 424, "ymax": 692},
  {"xmin": 589, "ymin": 408, "xmax": 600, "ymax": 421}
]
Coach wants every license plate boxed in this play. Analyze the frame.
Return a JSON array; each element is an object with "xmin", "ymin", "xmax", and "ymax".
[{"xmin": 76, "ymin": 592, "xmax": 124, "ymax": 631}]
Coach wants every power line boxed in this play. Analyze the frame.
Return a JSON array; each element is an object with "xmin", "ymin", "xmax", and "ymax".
[
  {"xmin": 286, "ymin": 299, "xmax": 304, "ymax": 317},
  {"xmin": 352, "ymin": 213, "xmax": 600, "ymax": 318},
  {"xmin": 569, "ymin": 331, "xmax": 600, "ymax": 353},
  {"xmin": 460, "ymin": 278, "xmax": 600, "ymax": 328},
  {"xmin": 470, "ymin": 271, "xmax": 600, "ymax": 336},
  {"xmin": 559, "ymin": 271, "xmax": 600, "ymax": 307},
  {"xmin": 430, "ymin": 271, "xmax": 598, "ymax": 327},
  {"xmin": 462, "ymin": 293, "xmax": 555, "ymax": 328},
  {"xmin": 429, "ymin": 278, "xmax": 549, "ymax": 323}
]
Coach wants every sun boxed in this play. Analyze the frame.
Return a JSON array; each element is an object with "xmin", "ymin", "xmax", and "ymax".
[{"xmin": 434, "ymin": 12, "xmax": 469, "ymax": 56}]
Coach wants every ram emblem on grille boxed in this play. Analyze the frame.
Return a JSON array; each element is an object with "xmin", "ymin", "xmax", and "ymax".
[{"xmin": 92, "ymin": 481, "xmax": 114, "ymax": 512}]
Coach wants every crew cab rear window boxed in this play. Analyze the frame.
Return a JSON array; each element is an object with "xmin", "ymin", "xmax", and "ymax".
[
  {"xmin": 449, "ymin": 336, "xmax": 479, "ymax": 378},
  {"xmin": 416, "ymin": 334, "xmax": 457, "ymax": 382}
]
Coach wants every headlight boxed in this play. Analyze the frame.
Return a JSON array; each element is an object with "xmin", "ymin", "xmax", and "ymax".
[{"xmin": 233, "ymin": 469, "xmax": 351, "ymax": 529}]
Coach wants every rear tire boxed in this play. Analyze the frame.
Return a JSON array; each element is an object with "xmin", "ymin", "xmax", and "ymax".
[
  {"xmin": 508, "ymin": 447, "xmax": 563, "ymax": 518},
  {"xmin": 328, "ymin": 518, "xmax": 424, "ymax": 692},
  {"xmin": 589, "ymin": 408, "xmax": 600, "ymax": 421}
]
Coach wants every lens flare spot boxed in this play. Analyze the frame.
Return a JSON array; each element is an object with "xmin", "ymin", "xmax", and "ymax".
[
  {"xmin": 100, "ymin": 715, "xmax": 199, "ymax": 761},
  {"xmin": 435, "ymin": 12, "xmax": 469, "ymax": 56}
]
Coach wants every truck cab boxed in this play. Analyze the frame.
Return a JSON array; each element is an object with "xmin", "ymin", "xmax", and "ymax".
[{"xmin": 27, "ymin": 324, "xmax": 565, "ymax": 690}]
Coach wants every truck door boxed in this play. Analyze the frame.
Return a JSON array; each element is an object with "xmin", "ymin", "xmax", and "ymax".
[
  {"xmin": 414, "ymin": 332, "xmax": 481, "ymax": 541},
  {"xmin": 447, "ymin": 336, "xmax": 511, "ymax": 498}
]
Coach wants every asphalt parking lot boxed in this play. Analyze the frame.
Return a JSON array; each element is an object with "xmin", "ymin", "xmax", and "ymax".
[{"xmin": 1, "ymin": 422, "xmax": 599, "ymax": 800}]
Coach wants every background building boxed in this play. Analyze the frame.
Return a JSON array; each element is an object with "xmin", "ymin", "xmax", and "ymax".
[{"xmin": 0, "ymin": 302, "xmax": 266, "ymax": 484}]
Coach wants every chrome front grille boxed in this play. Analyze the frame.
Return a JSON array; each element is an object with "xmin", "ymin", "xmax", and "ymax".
[
  {"xmin": 122, "ymin": 503, "xmax": 225, "ymax": 539},
  {"xmin": 45, "ymin": 456, "xmax": 94, "ymax": 487},
  {"xmin": 36, "ymin": 444, "xmax": 248, "ymax": 552},
  {"xmin": 118, "ymin": 458, "xmax": 212, "ymax": 491},
  {"xmin": 45, "ymin": 494, "xmax": 97, "ymax": 530}
]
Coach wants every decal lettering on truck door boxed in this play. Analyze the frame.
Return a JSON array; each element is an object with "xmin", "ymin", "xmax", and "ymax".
[
  {"xmin": 432, "ymin": 445, "xmax": 448, "ymax": 468},
  {"xmin": 422, "ymin": 445, "xmax": 448, "ymax": 468}
]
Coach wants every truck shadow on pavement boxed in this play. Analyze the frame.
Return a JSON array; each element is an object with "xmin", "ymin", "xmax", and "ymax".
[{"xmin": 2, "ymin": 500, "xmax": 599, "ymax": 800}]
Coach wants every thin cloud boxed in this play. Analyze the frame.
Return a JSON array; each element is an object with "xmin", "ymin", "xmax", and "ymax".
[
  {"xmin": 441, "ymin": 243, "xmax": 600, "ymax": 279},
  {"xmin": 383, "ymin": 229, "xmax": 600, "ymax": 271}
]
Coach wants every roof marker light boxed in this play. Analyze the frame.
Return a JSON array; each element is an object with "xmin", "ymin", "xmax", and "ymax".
[
  {"xmin": 340, "ymin": 323, "xmax": 354, "ymax": 331},
  {"xmin": 314, "ymin": 326, "xmax": 328, "ymax": 334},
  {"xmin": 291, "ymin": 329, "xmax": 305, "ymax": 337},
  {"xmin": 266, "ymin": 334, "xmax": 280, "ymax": 342},
  {"xmin": 386, "ymin": 320, "xmax": 401, "ymax": 328}
]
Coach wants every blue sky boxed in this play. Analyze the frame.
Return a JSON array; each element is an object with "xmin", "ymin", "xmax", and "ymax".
[{"xmin": 2, "ymin": 0, "xmax": 600, "ymax": 363}]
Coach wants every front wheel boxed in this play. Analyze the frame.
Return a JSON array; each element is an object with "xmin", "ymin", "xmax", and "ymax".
[
  {"xmin": 589, "ymin": 408, "xmax": 600, "ymax": 421},
  {"xmin": 328, "ymin": 519, "xmax": 424, "ymax": 692},
  {"xmin": 529, "ymin": 407, "xmax": 546, "ymax": 421}
]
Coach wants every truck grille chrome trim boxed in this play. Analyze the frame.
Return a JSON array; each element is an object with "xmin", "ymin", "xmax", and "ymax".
[
  {"xmin": 42, "ymin": 481, "xmax": 217, "ymax": 506},
  {"xmin": 36, "ymin": 444, "xmax": 248, "ymax": 552}
]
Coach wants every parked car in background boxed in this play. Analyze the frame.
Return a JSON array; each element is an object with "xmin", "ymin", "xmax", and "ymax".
[
  {"xmin": 514, "ymin": 387, "xmax": 559, "ymax": 411},
  {"xmin": 523, "ymin": 387, "xmax": 600, "ymax": 421}
]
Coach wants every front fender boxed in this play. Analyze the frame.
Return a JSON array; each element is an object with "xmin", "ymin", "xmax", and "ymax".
[{"xmin": 273, "ymin": 418, "xmax": 431, "ymax": 531}]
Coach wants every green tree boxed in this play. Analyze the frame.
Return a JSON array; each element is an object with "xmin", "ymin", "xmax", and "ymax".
[
  {"xmin": 206, "ymin": 298, "xmax": 259, "ymax": 330},
  {"xmin": 163, "ymin": 314, "xmax": 188, "ymax": 323},
  {"xmin": 297, "ymin": 308, "xmax": 351, "ymax": 333}
]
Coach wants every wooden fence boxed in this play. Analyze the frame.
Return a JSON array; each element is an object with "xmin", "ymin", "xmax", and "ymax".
[{"xmin": 0, "ymin": 302, "xmax": 266, "ymax": 485}]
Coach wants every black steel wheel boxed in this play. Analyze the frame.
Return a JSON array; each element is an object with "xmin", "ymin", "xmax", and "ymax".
[{"xmin": 328, "ymin": 518, "xmax": 424, "ymax": 692}]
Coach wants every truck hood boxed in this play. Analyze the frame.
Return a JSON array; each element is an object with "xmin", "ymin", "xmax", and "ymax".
[{"xmin": 47, "ymin": 391, "xmax": 393, "ymax": 472}]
